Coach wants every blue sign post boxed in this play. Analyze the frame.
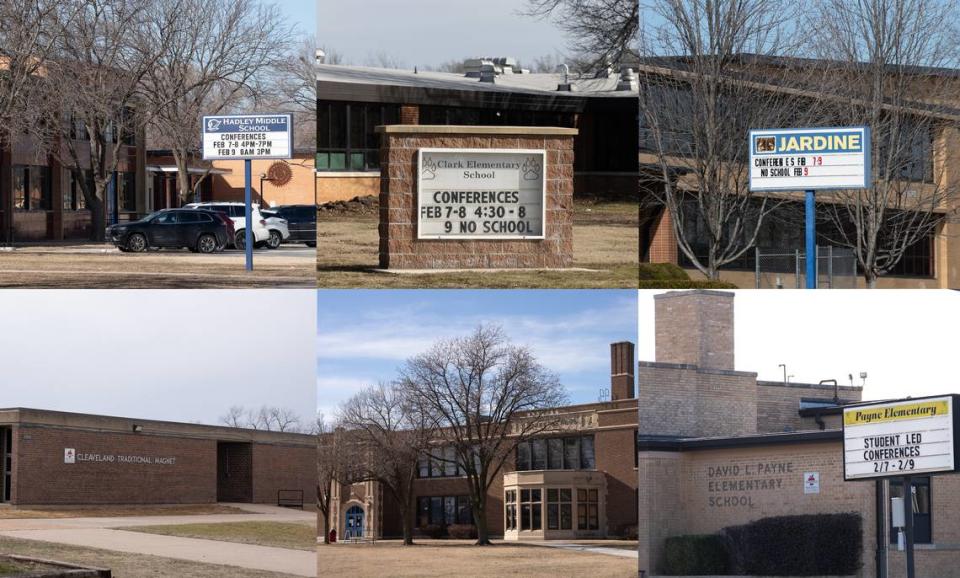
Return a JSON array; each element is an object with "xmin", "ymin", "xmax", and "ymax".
[
  {"xmin": 748, "ymin": 127, "xmax": 870, "ymax": 289},
  {"xmin": 201, "ymin": 114, "xmax": 293, "ymax": 272}
]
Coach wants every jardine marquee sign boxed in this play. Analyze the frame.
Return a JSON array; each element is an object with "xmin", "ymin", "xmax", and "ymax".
[
  {"xmin": 749, "ymin": 126, "xmax": 870, "ymax": 191},
  {"xmin": 417, "ymin": 149, "xmax": 546, "ymax": 240},
  {"xmin": 843, "ymin": 395, "xmax": 960, "ymax": 481}
]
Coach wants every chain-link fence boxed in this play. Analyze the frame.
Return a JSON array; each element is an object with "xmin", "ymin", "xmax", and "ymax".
[{"xmin": 755, "ymin": 246, "xmax": 858, "ymax": 289}]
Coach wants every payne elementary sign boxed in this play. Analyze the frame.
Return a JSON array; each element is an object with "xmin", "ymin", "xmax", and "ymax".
[{"xmin": 843, "ymin": 395, "xmax": 959, "ymax": 481}]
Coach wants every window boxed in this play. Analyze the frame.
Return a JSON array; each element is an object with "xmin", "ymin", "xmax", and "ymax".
[
  {"xmin": 577, "ymin": 488, "xmax": 599, "ymax": 530},
  {"xmin": 64, "ymin": 170, "xmax": 90, "ymax": 211},
  {"xmin": 1, "ymin": 427, "xmax": 10, "ymax": 503},
  {"xmin": 13, "ymin": 165, "xmax": 51, "ymax": 211},
  {"xmin": 520, "ymin": 489, "xmax": 542, "ymax": 531},
  {"xmin": 547, "ymin": 488, "xmax": 573, "ymax": 531},
  {"xmin": 505, "ymin": 490, "xmax": 517, "ymax": 530},
  {"xmin": 890, "ymin": 477, "xmax": 931, "ymax": 544},
  {"xmin": 417, "ymin": 495, "xmax": 472, "ymax": 527},
  {"xmin": 117, "ymin": 171, "xmax": 136, "ymax": 212},
  {"xmin": 316, "ymin": 101, "xmax": 399, "ymax": 172},
  {"xmin": 417, "ymin": 446, "xmax": 465, "ymax": 478},
  {"xmin": 515, "ymin": 435, "xmax": 595, "ymax": 471}
]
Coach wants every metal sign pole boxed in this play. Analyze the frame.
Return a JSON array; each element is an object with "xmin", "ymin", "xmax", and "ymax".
[
  {"xmin": 244, "ymin": 159, "xmax": 253, "ymax": 271},
  {"xmin": 805, "ymin": 189, "xmax": 816, "ymax": 289},
  {"xmin": 904, "ymin": 475, "xmax": 915, "ymax": 578}
]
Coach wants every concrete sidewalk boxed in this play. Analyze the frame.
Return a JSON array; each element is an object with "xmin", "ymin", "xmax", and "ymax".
[
  {"xmin": 526, "ymin": 541, "xmax": 639, "ymax": 559},
  {"xmin": 0, "ymin": 528, "xmax": 315, "ymax": 577},
  {"xmin": 0, "ymin": 503, "xmax": 314, "ymax": 532}
]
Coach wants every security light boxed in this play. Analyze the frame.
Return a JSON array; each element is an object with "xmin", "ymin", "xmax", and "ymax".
[{"xmin": 132, "ymin": 424, "xmax": 143, "ymax": 433}]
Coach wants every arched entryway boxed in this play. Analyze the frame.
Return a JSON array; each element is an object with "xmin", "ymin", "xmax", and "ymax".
[{"xmin": 345, "ymin": 505, "xmax": 365, "ymax": 539}]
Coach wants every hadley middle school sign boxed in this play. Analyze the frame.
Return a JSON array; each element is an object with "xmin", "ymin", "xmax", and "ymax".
[
  {"xmin": 749, "ymin": 127, "xmax": 870, "ymax": 192},
  {"xmin": 202, "ymin": 114, "xmax": 293, "ymax": 161},
  {"xmin": 843, "ymin": 395, "xmax": 959, "ymax": 480},
  {"xmin": 417, "ymin": 149, "xmax": 546, "ymax": 240}
]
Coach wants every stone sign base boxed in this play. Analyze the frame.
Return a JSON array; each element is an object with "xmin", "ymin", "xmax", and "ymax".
[{"xmin": 376, "ymin": 125, "xmax": 577, "ymax": 270}]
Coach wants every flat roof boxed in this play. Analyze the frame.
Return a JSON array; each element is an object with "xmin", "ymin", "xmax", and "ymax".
[
  {"xmin": 0, "ymin": 408, "xmax": 316, "ymax": 446},
  {"xmin": 317, "ymin": 64, "xmax": 637, "ymax": 99}
]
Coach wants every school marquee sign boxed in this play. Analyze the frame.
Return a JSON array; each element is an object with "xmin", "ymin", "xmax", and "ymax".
[
  {"xmin": 417, "ymin": 149, "xmax": 546, "ymax": 240},
  {"xmin": 749, "ymin": 126, "xmax": 870, "ymax": 192},
  {"xmin": 843, "ymin": 395, "xmax": 959, "ymax": 480}
]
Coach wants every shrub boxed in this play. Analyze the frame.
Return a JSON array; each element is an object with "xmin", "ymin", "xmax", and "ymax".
[
  {"xmin": 721, "ymin": 513, "xmax": 862, "ymax": 576},
  {"xmin": 638, "ymin": 263, "xmax": 690, "ymax": 281},
  {"xmin": 638, "ymin": 279, "xmax": 739, "ymax": 289},
  {"xmin": 415, "ymin": 524, "xmax": 444, "ymax": 539},
  {"xmin": 657, "ymin": 534, "xmax": 729, "ymax": 575},
  {"xmin": 447, "ymin": 524, "xmax": 477, "ymax": 539}
]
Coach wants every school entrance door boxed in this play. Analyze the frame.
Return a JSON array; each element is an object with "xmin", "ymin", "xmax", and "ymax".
[{"xmin": 345, "ymin": 505, "xmax": 364, "ymax": 539}]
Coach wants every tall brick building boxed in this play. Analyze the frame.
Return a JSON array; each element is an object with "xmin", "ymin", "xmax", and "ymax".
[
  {"xmin": 0, "ymin": 408, "xmax": 316, "ymax": 507},
  {"xmin": 322, "ymin": 341, "xmax": 642, "ymax": 542},
  {"xmin": 639, "ymin": 290, "xmax": 960, "ymax": 578}
]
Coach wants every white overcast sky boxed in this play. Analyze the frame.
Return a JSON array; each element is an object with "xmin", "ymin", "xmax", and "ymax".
[
  {"xmin": 639, "ymin": 290, "xmax": 960, "ymax": 401},
  {"xmin": 316, "ymin": 0, "xmax": 572, "ymax": 68},
  {"xmin": 0, "ymin": 291, "xmax": 316, "ymax": 426}
]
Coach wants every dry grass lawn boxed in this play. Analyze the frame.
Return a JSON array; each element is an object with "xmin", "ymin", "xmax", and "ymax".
[
  {"xmin": 316, "ymin": 200, "xmax": 639, "ymax": 289},
  {"xmin": 0, "ymin": 504, "xmax": 249, "ymax": 520},
  {"xmin": 0, "ymin": 251, "xmax": 314, "ymax": 288},
  {"xmin": 0, "ymin": 536, "xmax": 299, "ymax": 578},
  {"xmin": 125, "ymin": 521, "xmax": 315, "ymax": 551},
  {"xmin": 317, "ymin": 540, "xmax": 636, "ymax": 577}
]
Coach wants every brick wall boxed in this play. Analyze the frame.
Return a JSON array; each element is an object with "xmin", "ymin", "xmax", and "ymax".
[
  {"xmin": 252, "ymin": 443, "xmax": 318, "ymax": 504},
  {"xmin": 654, "ymin": 290, "xmax": 735, "ymax": 370},
  {"xmin": 14, "ymin": 425, "xmax": 217, "ymax": 505},
  {"xmin": 757, "ymin": 382, "xmax": 863, "ymax": 434},
  {"xmin": 210, "ymin": 154, "xmax": 317, "ymax": 207},
  {"xmin": 377, "ymin": 126, "xmax": 575, "ymax": 269}
]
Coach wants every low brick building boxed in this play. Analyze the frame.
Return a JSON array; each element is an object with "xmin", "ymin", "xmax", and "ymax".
[
  {"xmin": 638, "ymin": 290, "xmax": 960, "ymax": 578},
  {"xmin": 0, "ymin": 408, "xmax": 316, "ymax": 507}
]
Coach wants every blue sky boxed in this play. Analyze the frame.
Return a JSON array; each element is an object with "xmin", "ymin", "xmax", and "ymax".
[
  {"xmin": 276, "ymin": 0, "xmax": 316, "ymax": 38},
  {"xmin": 316, "ymin": 290, "xmax": 638, "ymax": 418},
  {"xmin": 315, "ymin": 0, "xmax": 572, "ymax": 68}
]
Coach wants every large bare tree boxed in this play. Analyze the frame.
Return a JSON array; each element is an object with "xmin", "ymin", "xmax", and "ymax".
[
  {"xmin": 397, "ymin": 325, "xmax": 568, "ymax": 545},
  {"xmin": 338, "ymin": 382, "xmax": 435, "ymax": 545},
  {"xmin": 40, "ymin": 0, "xmax": 174, "ymax": 240},
  {"xmin": 808, "ymin": 0, "xmax": 960, "ymax": 287},
  {"xmin": 524, "ymin": 0, "xmax": 639, "ymax": 70},
  {"xmin": 143, "ymin": 0, "xmax": 293, "ymax": 204},
  {"xmin": 639, "ymin": 0, "xmax": 820, "ymax": 279}
]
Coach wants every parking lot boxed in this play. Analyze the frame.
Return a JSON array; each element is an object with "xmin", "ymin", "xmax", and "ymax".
[{"xmin": 0, "ymin": 244, "xmax": 315, "ymax": 288}]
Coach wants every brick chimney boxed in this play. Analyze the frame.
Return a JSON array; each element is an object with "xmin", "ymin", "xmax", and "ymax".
[
  {"xmin": 654, "ymin": 290, "xmax": 734, "ymax": 370},
  {"xmin": 610, "ymin": 341, "xmax": 635, "ymax": 400}
]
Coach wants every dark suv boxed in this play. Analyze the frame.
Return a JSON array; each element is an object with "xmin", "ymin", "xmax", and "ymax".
[
  {"xmin": 108, "ymin": 209, "xmax": 230, "ymax": 253},
  {"xmin": 266, "ymin": 205, "xmax": 316, "ymax": 246}
]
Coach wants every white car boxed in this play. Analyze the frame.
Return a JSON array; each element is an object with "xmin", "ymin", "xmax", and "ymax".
[
  {"xmin": 184, "ymin": 202, "xmax": 270, "ymax": 250},
  {"xmin": 261, "ymin": 210, "xmax": 291, "ymax": 249}
]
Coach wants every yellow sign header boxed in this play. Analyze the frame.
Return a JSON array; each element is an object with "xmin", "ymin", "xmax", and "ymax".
[{"xmin": 845, "ymin": 400, "xmax": 950, "ymax": 427}]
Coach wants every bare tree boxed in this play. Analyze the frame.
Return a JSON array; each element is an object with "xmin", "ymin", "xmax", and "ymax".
[
  {"xmin": 143, "ymin": 0, "xmax": 293, "ymax": 204},
  {"xmin": 317, "ymin": 414, "xmax": 355, "ymax": 544},
  {"xmin": 338, "ymin": 382, "xmax": 435, "ymax": 545},
  {"xmin": 40, "ymin": 0, "xmax": 173, "ymax": 241},
  {"xmin": 364, "ymin": 51, "xmax": 406, "ymax": 70},
  {"xmin": 268, "ymin": 36, "xmax": 318, "ymax": 151},
  {"xmin": 807, "ymin": 0, "xmax": 960, "ymax": 287},
  {"xmin": 523, "ymin": 0, "xmax": 639, "ymax": 69},
  {"xmin": 639, "ymin": 0, "xmax": 820, "ymax": 279},
  {"xmin": 267, "ymin": 406, "xmax": 303, "ymax": 432},
  {"xmin": 220, "ymin": 405, "xmax": 246, "ymax": 428},
  {"xmin": 397, "ymin": 325, "xmax": 568, "ymax": 545}
]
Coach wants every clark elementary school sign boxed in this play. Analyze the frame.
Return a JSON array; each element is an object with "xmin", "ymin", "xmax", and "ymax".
[{"xmin": 417, "ymin": 149, "xmax": 546, "ymax": 240}]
